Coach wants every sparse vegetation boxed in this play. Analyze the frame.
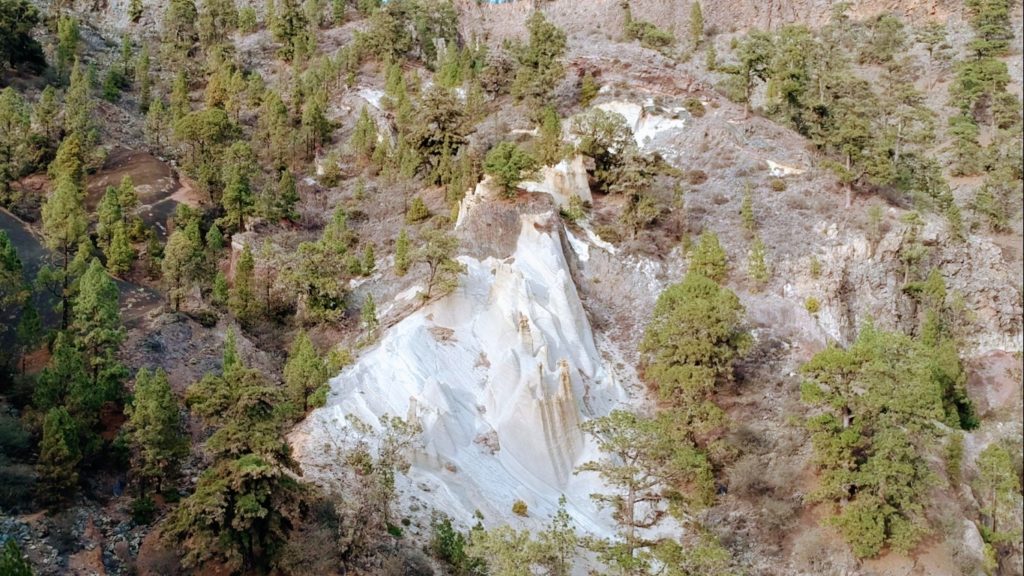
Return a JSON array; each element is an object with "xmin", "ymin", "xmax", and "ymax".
[
  {"xmin": 0, "ymin": 2, "xmax": 1017, "ymax": 574},
  {"xmin": 804, "ymin": 296, "xmax": 820, "ymax": 315}
]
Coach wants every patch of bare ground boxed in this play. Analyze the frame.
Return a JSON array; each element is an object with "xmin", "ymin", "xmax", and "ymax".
[{"xmin": 134, "ymin": 529, "xmax": 183, "ymax": 576}]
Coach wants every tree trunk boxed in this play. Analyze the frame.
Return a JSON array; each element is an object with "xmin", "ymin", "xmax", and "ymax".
[
  {"xmin": 844, "ymin": 154, "xmax": 853, "ymax": 209},
  {"xmin": 61, "ymin": 244, "xmax": 70, "ymax": 330},
  {"xmin": 744, "ymin": 76, "xmax": 752, "ymax": 119},
  {"xmin": 626, "ymin": 484, "xmax": 637, "ymax": 566}
]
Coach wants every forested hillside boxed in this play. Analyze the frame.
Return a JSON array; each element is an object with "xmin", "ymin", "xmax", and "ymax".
[{"xmin": 0, "ymin": 0, "xmax": 1020, "ymax": 575}]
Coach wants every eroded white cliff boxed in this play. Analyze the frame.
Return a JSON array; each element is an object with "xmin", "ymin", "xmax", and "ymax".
[{"xmin": 292, "ymin": 211, "xmax": 627, "ymax": 534}]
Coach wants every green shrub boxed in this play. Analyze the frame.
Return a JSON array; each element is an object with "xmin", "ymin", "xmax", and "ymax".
[
  {"xmin": 684, "ymin": 97, "xmax": 706, "ymax": 118},
  {"xmin": 102, "ymin": 68, "xmax": 127, "ymax": 102},
  {"xmin": 431, "ymin": 516, "xmax": 484, "ymax": 574},
  {"xmin": 131, "ymin": 496, "xmax": 157, "ymax": 525},
  {"xmin": 769, "ymin": 178, "xmax": 787, "ymax": 192},
  {"xmin": 484, "ymin": 142, "xmax": 538, "ymax": 198},
  {"xmin": 238, "ymin": 7, "xmax": 258, "ymax": 33},
  {"xmin": 307, "ymin": 383, "xmax": 330, "ymax": 409},
  {"xmin": 405, "ymin": 197, "xmax": 430, "ymax": 223},
  {"xmin": 804, "ymin": 296, "xmax": 821, "ymax": 315},
  {"xmin": 511, "ymin": 500, "xmax": 528, "ymax": 516},
  {"xmin": 579, "ymin": 72, "xmax": 599, "ymax": 107},
  {"xmin": 627, "ymin": 21, "xmax": 675, "ymax": 49},
  {"xmin": 560, "ymin": 194, "xmax": 586, "ymax": 223},
  {"xmin": 0, "ymin": 539, "xmax": 33, "ymax": 576},
  {"xmin": 809, "ymin": 256, "xmax": 822, "ymax": 279},
  {"xmin": 689, "ymin": 230, "xmax": 728, "ymax": 283},
  {"xmin": 945, "ymin": 432, "xmax": 964, "ymax": 488}
]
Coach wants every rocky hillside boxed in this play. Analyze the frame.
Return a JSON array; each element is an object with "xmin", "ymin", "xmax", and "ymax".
[{"xmin": 0, "ymin": 0, "xmax": 1020, "ymax": 575}]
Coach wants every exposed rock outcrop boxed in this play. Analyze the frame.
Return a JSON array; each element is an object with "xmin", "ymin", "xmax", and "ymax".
[{"xmin": 292, "ymin": 209, "xmax": 627, "ymax": 534}]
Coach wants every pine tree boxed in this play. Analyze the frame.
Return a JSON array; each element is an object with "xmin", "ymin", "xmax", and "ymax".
[
  {"xmin": 63, "ymin": 59, "xmax": 94, "ymax": 144},
  {"xmin": 539, "ymin": 495, "xmax": 579, "ymax": 576},
  {"xmin": 222, "ymin": 172, "xmax": 253, "ymax": 230},
  {"xmin": 418, "ymin": 228, "xmax": 465, "ymax": 298},
  {"xmin": 724, "ymin": 30, "xmax": 773, "ymax": 119},
  {"xmin": 747, "ymin": 235, "xmax": 769, "ymax": 290},
  {"xmin": 578, "ymin": 410, "xmax": 714, "ymax": 572},
  {"xmin": 640, "ymin": 272, "xmax": 747, "ymax": 424},
  {"xmin": 284, "ymin": 331, "xmax": 327, "ymax": 414},
  {"xmin": 168, "ymin": 336, "xmax": 302, "ymax": 573},
  {"xmin": 162, "ymin": 228, "xmax": 196, "ymax": 311},
  {"xmin": 56, "ymin": 16, "xmax": 80, "ymax": 82},
  {"xmin": 361, "ymin": 244, "xmax": 375, "ymax": 275},
  {"xmin": 230, "ymin": 244, "xmax": 257, "ymax": 323},
  {"xmin": 222, "ymin": 328, "xmax": 240, "ymax": 372},
  {"xmin": 34, "ymin": 331, "xmax": 88, "ymax": 413},
  {"xmin": 33, "ymin": 86, "xmax": 60, "ymax": 148},
  {"xmin": 36, "ymin": 407, "xmax": 81, "ymax": 504},
  {"xmin": 705, "ymin": 40, "xmax": 717, "ymax": 71},
  {"xmin": 0, "ymin": 539, "xmax": 34, "ymax": 576},
  {"xmin": 362, "ymin": 292, "xmax": 378, "ymax": 333},
  {"xmin": 16, "ymin": 302, "xmax": 43, "ymax": 373},
  {"xmin": 126, "ymin": 368, "xmax": 187, "ymax": 495},
  {"xmin": 688, "ymin": 231, "xmax": 728, "ymax": 283},
  {"xmin": 117, "ymin": 176, "xmax": 139, "ymax": 221},
  {"xmin": 510, "ymin": 12, "xmax": 567, "ymax": 102},
  {"xmin": 485, "ymin": 142, "xmax": 538, "ymax": 198},
  {"xmin": 0, "ymin": 229, "xmax": 23, "ymax": 311},
  {"xmin": 974, "ymin": 443, "xmax": 1022, "ymax": 542},
  {"xmin": 106, "ymin": 221, "xmax": 134, "ymax": 277},
  {"xmin": 211, "ymin": 270, "xmax": 229, "ymax": 307},
  {"xmin": 689, "ymin": 1, "xmax": 704, "ymax": 48},
  {"xmin": 394, "ymin": 229, "xmax": 411, "ymax": 276},
  {"xmin": 0, "ymin": 87, "xmax": 30, "ymax": 202},
  {"xmin": 170, "ymin": 70, "xmax": 190, "ymax": 121},
  {"xmin": 349, "ymin": 106, "xmax": 377, "ymax": 158},
  {"xmin": 579, "ymin": 72, "xmax": 598, "ymax": 108},
  {"xmin": 206, "ymin": 223, "xmax": 224, "ymax": 254},
  {"xmin": 145, "ymin": 98, "xmax": 170, "ymax": 149},
  {"xmin": 163, "ymin": 0, "xmax": 199, "ymax": 60},
  {"xmin": 221, "ymin": 141, "xmax": 257, "ymax": 229},
  {"xmin": 535, "ymin": 106, "xmax": 564, "ymax": 166},
  {"xmin": 405, "ymin": 197, "xmax": 430, "ymax": 223},
  {"xmin": 136, "ymin": 46, "xmax": 151, "ymax": 112},
  {"xmin": 73, "ymin": 259, "xmax": 125, "ymax": 399},
  {"xmin": 277, "ymin": 169, "xmax": 299, "ymax": 222},
  {"xmin": 272, "ymin": 0, "xmax": 310, "ymax": 61},
  {"xmin": 96, "ymin": 187, "xmax": 122, "ymax": 251},
  {"xmin": 740, "ymin": 186, "xmax": 756, "ymax": 235},
  {"xmin": 800, "ymin": 324, "xmax": 974, "ymax": 558},
  {"xmin": 48, "ymin": 131, "xmax": 86, "ymax": 189},
  {"xmin": 41, "ymin": 175, "xmax": 88, "ymax": 329},
  {"xmin": 198, "ymin": 0, "xmax": 239, "ymax": 47},
  {"xmin": 301, "ymin": 92, "xmax": 330, "ymax": 157},
  {"xmin": 129, "ymin": 0, "xmax": 143, "ymax": 21}
]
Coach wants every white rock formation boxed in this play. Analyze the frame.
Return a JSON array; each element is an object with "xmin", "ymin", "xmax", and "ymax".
[
  {"xmin": 595, "ymin": 100, "xmax": 687, "ymax": 150},
  {"xmin": 521, "ymin": 155, "xmax": 595, "ymax": 207},
  {"xmin": 293, "ymin": 211, "xmax": 627, "ymax": 534}
]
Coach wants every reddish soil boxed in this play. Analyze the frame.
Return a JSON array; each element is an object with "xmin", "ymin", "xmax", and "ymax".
[
  {"xmin": 20, "ymin": 345, "xmax": 51, "ymax": 375},
  {"xmin": 99, "ymin": 402, "xmax": 127, "ymax": 442},
  {"xmin": 86, "ymin": 148, "xmax": 177, "ymax": 209},
  {"xmin": 134, "ymin": 529, "xmax": 181, "ymax": 576}
]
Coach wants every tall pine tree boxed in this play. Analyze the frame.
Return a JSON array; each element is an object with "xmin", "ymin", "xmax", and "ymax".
[{"xmin": 126, "ymin": 368, "xmax": 187, "ymax": 495}]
